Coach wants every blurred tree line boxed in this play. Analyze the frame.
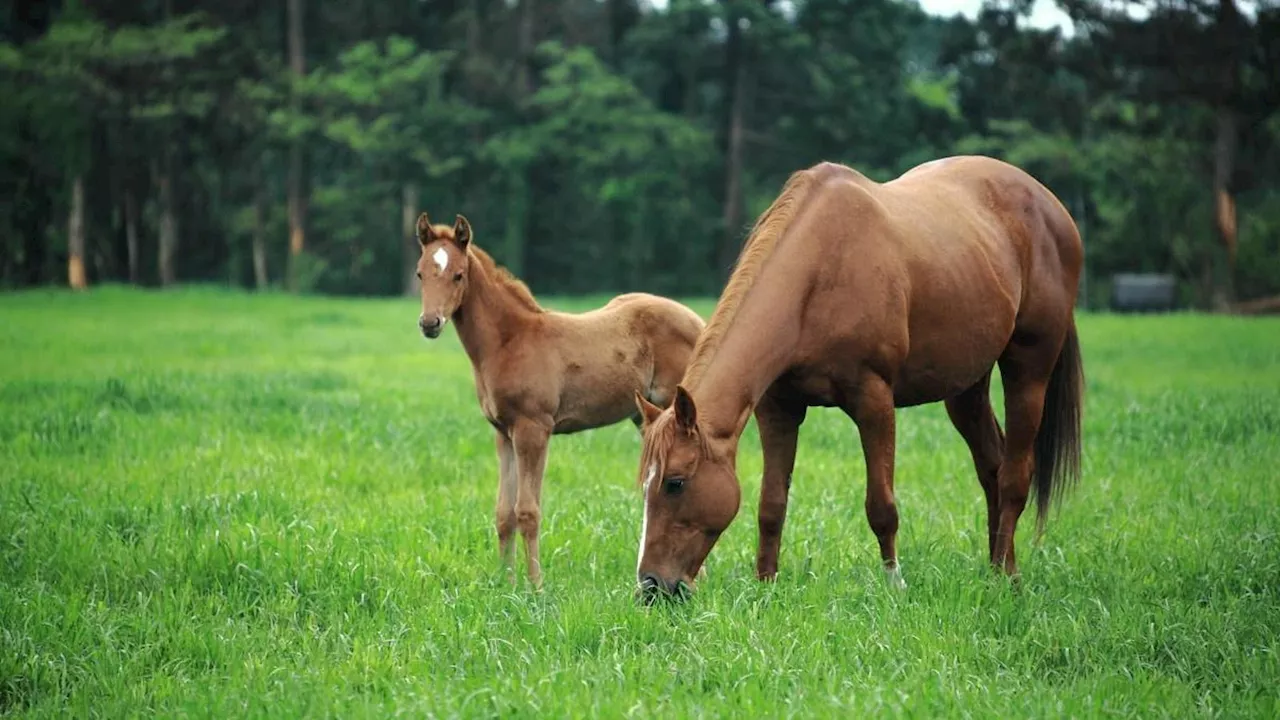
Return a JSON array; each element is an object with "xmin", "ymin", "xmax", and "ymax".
[{"xmin": 2, "ymin": 0, "xmax": 1278, "ymax": 307}]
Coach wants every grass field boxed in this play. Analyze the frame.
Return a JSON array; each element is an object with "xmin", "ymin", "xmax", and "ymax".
[{"xmin": 2, "ymin": 287, "xmax": 1279, "ymax": 718}]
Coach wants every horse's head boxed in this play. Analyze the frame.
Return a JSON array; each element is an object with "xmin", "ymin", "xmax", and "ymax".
[
  {"xmin": 415, "ymin": 212, "xmax": 472, "ymax": 339},
  {"xmin": 633, "ymin": 387, "xmax": 740, "ymax": 603}
]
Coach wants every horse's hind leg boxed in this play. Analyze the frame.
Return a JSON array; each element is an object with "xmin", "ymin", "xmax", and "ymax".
[
  {"xmin": 511, "ymin": 417, "xmax": 552, "ymax": 589},
  {"xmin": 993, "ymin": 335, "xmax": 1062, "ymax": 576},
  {"xmin": 494, "ymin": 430, "xmax": 518, "ymax": 579},
  {"xmin": 944, "ymin": 372, "xmax": 1005, "ymax": 563}
]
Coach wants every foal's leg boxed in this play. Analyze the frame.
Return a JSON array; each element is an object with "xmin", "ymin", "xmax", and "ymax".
[
  {"xmin": 944, "ymin": 373, "xmax": 1005, "ymax": 563},
  {"xmin": 847, "ymin": 374, "xmax": 905, "ymax": 590},
  {"xmin": 993, "ymin": 340, "xmax": 1060, "ymax": 577},
  {"xmin": 755, "ymin": 389, "xmax": 806, "ymax": 581},
  {"xmin": 494, "ymin": 430, "xmax": 518, "ymax": 578},
  {"xmin": 511, "ymin": 417, "xmax": 552, "ymax": 588}
]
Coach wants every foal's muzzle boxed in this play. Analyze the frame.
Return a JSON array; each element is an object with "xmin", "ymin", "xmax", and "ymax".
[{"xmin": 419, "ymin": 315, "xmax": 444, "ymax": 339}]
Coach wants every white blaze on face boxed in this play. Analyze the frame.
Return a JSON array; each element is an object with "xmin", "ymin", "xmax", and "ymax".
[
  {"xmin": 637, "ymin": 462, "xmax": 658, "ymax": 576},
  {"xmin": 432, "ymin": 246, "xmax": 449, "ymax": 275}
]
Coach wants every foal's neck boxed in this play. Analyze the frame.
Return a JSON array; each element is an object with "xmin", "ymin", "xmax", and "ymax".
[{"xmin": 452, "ymin": 254, "xmax": 538, "ymax": 368}]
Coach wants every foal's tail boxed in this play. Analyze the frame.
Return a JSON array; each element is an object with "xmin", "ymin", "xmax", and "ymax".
[{"xmin": 1032, "ymin": 319, "xmax": 1084, "ymax": 535}]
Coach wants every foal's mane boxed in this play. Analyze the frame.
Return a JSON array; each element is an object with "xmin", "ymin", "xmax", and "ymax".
[
  {"xmin": 468, "ymin": 245, "xmax": 543, "ymax": 314},
  {"xmin": 681, "ymin": 168, "xmax": 820, "ymax": 390},
  {"xmin": 431, "ymin": 222, "xmax": 543, "ymax": 314}
]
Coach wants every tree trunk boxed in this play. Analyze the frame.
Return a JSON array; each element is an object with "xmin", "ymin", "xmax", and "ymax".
[
  {"xmin": 157, "ymin": 159, "xmax": 177, "ymax": 287},
  {"xmin": 286, "ymin": 0, "xmax": 308, "ymax": 291},
  {"xmin": 504, "ymin": 173, "xmax": 529, "ymax": 277},
  {"xmin": 401, "ymin": 182, "xmax": 420, "ymax": 297},
  {"xmin": 1213, "ymin": 108, "xmax": 1238, "ymax": 260},
  {"xmin": 1209, "ymin": 0, "xmax": 1242, "ymax": 309},
  {"xmin": 718, "ymin": 5, "xmax": 748, "ymax": 278},
  {"xmin": 502, "ymin": 0, "xmax": 536, "ymax": 277},
  {"xmin": 67, "ymin": 175, "xmax": 86, "ymax": 290},
  {"xmin": 629, "ymin": 191, "xmax": 649, "ymax": 290},
  {"xmin": 606, "ymin": 0, "xmax": 626, "ymax": 68},
  {"xmin": 516, "ymin": 0, "xmax": 535, "ymax": 97},
  {"xmin": 252, "ymin": 181, "xmax": 269, "ymax": 290},
  {"xmin": 124, "ymin": 188, "xmax": 139, "ymax": 284},
  {"xmin": 466, "ymin": 0, "xmax": 484, "ymax": 66},
  {"xmin": 464, "ymin": 0, "xmax": 488, "ymax": 147}
]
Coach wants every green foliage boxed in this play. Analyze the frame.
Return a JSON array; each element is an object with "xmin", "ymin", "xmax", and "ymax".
[
  {"xmin": 2, "ymin": 289, "xmax": 1279, "ymax": 715},
  {"xmin": 2, "ymin": 0, "xmax": 1280, "ymax": 302},
  {"xmin": 306, "ymin": 37, "xmax": 477, "ymax": 175},
  {"xmin": 485, "ymin": 41, "xmax": 718, "ymax": 293}
]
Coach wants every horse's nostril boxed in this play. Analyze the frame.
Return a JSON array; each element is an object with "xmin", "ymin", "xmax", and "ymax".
[{"xmin": 637, "ymin": 575, "xmax": 662, "ymax": 606}]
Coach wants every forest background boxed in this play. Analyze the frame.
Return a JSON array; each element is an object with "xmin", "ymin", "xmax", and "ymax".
[{"xmin": 3, "ymin": 0, "xmax": 1279, "ymax": 309}]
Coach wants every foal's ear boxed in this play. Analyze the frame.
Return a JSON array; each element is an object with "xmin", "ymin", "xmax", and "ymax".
[
  {"xmin": 453, "ymin": 214, "xmax": 472, "ymax": 250},
  {"xmin": 416, "ymin": 212, "xmax": 435, "ymax": 245},
  {"xmin": 635, "ymin": 390, "xmax": 663, "ymax": 429},
  {"xmin": 673, "ymin": 385, "xmax": 697, "ymax": 433}
]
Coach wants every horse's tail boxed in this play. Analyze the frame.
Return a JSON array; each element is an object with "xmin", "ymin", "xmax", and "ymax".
[{"xmin": 1032, "ymin": 318, "xmax": 1084, "ymax": 535}]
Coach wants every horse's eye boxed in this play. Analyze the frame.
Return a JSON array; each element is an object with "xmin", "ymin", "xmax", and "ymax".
[
  {"xmin": 453, "ymin": 272, "xmax": 464, "ymax": 283},
  {"xmin": 663, "ymin": 476, "xmax": 685, "ymax": 496},
  {"xmin": 415, "ymin": 271, "xmax": 422, "ymax": 280}
]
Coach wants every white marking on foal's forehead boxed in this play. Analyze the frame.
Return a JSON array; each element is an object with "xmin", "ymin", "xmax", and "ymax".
[{"xmin": 432, "ymin": 246, "xmax": 449, "ymax": 274}]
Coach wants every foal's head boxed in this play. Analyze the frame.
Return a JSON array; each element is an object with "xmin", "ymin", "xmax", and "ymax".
[
  {"xmin": 633, "ymin": 387, "xmax": 740, "ymax": 602},
  {"xmin": 415, "ymin": 212, "xmax": 472, "ymax": 339}
]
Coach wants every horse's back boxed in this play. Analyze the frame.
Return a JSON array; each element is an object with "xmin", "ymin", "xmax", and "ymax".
[
  {"xmin": 526, "ymin": 292, "xmax": 703, "ymax": 432},
  {"xmin": 596, "ymin": 292, "xmax": 705, "ymax": 345},
  {"xmin": 792, "ymin": 156, "xmax": 1081, "ymax": 405}
]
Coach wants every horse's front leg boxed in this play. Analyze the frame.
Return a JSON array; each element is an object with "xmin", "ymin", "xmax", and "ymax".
[
  {"xmin": 511, "ymin": 416, "xmax": 552, "ymax": 589},
  {"xmin": 755, "ymin": 390, "xmax": 807, "ymax": 581},
  {"xmin": 494, "ymin": 429, "xmax": 518, "ymax": 581},
  {"xmin": 847, "ymin": 374, "xmax": 905, "ymax": 590}
]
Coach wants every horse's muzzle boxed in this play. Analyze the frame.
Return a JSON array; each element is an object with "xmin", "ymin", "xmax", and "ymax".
[{"xmin": 637, "ymin": 572, "xmax": 690, "ymax": 605}]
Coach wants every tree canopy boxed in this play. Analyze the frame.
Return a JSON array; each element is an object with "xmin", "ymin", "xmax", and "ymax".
[{"xmin": 3, "ymin": 0, "xmax": 1278, "ymax": 307}]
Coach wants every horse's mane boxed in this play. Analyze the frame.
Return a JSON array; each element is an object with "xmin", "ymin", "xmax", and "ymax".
[{"xmin": 681, "ymin": 168, "xmax": 820, "ymax": 390}]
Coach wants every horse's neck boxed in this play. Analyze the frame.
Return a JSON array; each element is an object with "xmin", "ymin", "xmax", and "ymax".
[
  {"xmin": 453, "ymin": 259, "xmax": 533, "ymax": 367},
  {"xmin": 691, "ymin": 273, "xmax": 807, "ymax": 444}
]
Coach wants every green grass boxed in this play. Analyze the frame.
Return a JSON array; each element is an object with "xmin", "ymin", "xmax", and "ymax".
[{"xmin": 2, "ymin": 286, "xmax": 1279, "ymax": 718}]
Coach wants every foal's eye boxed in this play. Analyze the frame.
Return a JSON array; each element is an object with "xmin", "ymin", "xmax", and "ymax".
[
  {"xmin": 415, "ymin": 271, "xmax": 422, "ymax": 280},
  {"xmin": 453, "ymin": 272, "xmax": 464, "ymax": 283},
  {"xmin": 663, "ymin": 476, "xmax": 686, "ymax": 496}
]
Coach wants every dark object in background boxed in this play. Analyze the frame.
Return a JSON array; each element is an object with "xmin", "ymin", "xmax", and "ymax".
[{"xmin": 1111, "ymin": 273, "xmax": 1176, "ymax": 313}]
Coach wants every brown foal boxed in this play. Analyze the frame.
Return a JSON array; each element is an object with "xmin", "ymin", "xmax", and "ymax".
[
  {"xmin": 633, "ymin": 156, "xmax": 1084, "ymax": 599},
  {"xmin": 414, "ymin": 212, "xmax": 705, "ymax": 587}
]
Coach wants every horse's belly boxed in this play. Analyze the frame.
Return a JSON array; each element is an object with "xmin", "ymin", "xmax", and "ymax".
[
  {"xmin": 892, "ymin": 368, "xmax": 986, "ymax": 407},
  {"xmin": 553, "ymin": 365, "xmax": 640, "ymax": 434},
  {"xmin": 894, "ymin": 319, "xmax": 1013, "ymax": 407}
]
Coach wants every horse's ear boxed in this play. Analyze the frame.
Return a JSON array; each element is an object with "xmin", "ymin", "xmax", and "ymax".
[
  {"xmin": 635, "ymin": 390, "xmax": 663, "ymax": 429},
  {"xmin": 673, "ymin": 385, "xmax": 697, "ymax": 433},
  {"xmin": 453, "ymin": 214, "xmax": 472, "ymax": 250},
  {"xmin": 416, "ymin": 212, "xmax": 434, "ymax": 245}
]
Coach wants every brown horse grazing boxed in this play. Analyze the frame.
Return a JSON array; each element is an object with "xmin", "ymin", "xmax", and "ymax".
[
  {"xmin": 633, "ymin": 156, "xmax": 1084, "ymax": 600},
  {"xmin": 414, "ymin": 212, "xmax": 706, "ymax": 587}
]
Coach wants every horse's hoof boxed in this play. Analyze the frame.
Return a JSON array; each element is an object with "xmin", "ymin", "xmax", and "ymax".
[{"xmin": 885, "ymin": 565, "xmax": 907, "ymax": 591}]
